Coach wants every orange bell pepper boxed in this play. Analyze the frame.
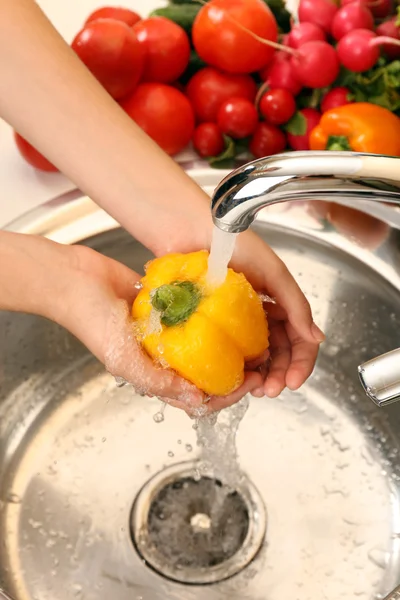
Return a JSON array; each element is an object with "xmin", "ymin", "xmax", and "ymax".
[{"xmin": 309, "ymin": 102, "xmax": 400, "ymax": 156}]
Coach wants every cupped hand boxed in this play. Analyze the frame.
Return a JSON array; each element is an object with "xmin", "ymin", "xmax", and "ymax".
[{"xmin": 61, "ymin": 230, "xmax": 324, "ymax": 416}]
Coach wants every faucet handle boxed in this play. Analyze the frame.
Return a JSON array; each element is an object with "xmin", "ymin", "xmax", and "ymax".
[{"xmin": 358, "ymin": 348, "xmax": 400, "ymax": 407}]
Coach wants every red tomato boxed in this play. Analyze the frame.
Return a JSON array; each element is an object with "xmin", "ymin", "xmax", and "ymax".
[
  {"xmin": 249, "ymin": 122, "xmax": 287, "ymax": 157},
  {"xmin": 14, "ymin": 132, "xmax": 58, "ymax": 172},
  {"xmin": 259, "ymin": 88, "xmax": 296, "ymax": 125},
  {"xmin": 133, "ymin": 17, "xmax": 190, "ymax": 84},
  {"xmin": 85, "ymin": 7, "xmax": 142, "ymax": 27},
  {"xmin": 217, "ymin": 97, "xmax": 258, "ymax": 139},
  {"xmin": 71, "ymin": 19, "xmax": 144, "ymax": 100},
  {"xmin": 186, "ymin": 67, "xmax": 257, "ymax": 122},
  {"xmin": 121, "ymin": 83, "xmax": 195, "ymax": 155},
  {"xmin": 193, "ymin": 123, "xmax": 225, "ymax": 157},
  {"xmin": 192, "ymin": 0, "xmax": 278, "ymax": 74}
]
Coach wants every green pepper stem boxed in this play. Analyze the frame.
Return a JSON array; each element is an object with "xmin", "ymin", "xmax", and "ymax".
[
  {"xmin": 151, "ymin": 281, "xmax": 201, "ymax": 327},
  {"xmin": 326, "ymin": 135, "xmax": 352, "ymax": 152}
]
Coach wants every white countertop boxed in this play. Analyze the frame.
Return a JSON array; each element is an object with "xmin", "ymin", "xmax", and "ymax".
[{"xmin": 0, "ymin": 0, "xmax": 165, "ymax": 229}]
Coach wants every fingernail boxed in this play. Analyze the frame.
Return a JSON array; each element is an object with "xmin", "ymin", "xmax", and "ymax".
[
  {"xmin": 251, "ymin": 387, "xmax": 264, "ymax": 397},
  {"xmin": 311, "ymin": 322, "xmax": 325, "ymax": 343}
]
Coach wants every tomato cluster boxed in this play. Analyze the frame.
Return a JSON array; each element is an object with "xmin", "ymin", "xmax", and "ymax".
[{"xmin": 14, "ymin": 0, "xmax": 400, "ymax": 171}]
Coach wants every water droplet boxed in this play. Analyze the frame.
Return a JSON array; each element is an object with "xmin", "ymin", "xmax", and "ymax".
[
  {"xmin": 101, "ymin": 437, "xmax": 106, "ymax": 443},
  {"xmin": 185, "ymin": 444, "xmax": 193, "ymax": 452},
  {"xmin": 167, "ymin": 451, "xmax": 174, "ymax": 457},
  {"xmin": 134, "ymin": 281, "xmax": 143, "ymax": 290},
  {"xmin": 177, "ymin": 439, "xmax": 182, "ymax": 445},
  {"xmin": 115, "ymin": 376, "xmax": 127, "ymax": 388},
  {"xmin": 6, "ymin": 493, "xmax": 21, "ymax": 504},
  {"xmin": 153, "ymin": 411, "xmax": 164, "ymax": 423}
]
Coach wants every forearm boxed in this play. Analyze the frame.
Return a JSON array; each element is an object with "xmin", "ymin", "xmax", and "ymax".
[
  {"xmin": 0, "ymin": 0, "xmax": 212, "ymax": 256},
  {"xmin": 0, "ymin": 231, "xmax": 73, "ymax": 322}
]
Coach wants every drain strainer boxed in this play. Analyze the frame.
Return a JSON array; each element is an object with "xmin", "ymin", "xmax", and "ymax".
[{"xmin": 130, "ymin": 461, "xmax": 267, "ymax": 585}]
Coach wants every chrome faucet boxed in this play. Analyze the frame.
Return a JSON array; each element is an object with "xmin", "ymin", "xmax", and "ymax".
[{"xmin": 210, "ymin": 150, "xmax": 400, "ymax": 409}]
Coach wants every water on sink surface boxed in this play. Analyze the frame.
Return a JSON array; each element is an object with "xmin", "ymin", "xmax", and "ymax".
[{"xmin": 1, "ymin": 224, "xmax": 400, "ymax": 600}]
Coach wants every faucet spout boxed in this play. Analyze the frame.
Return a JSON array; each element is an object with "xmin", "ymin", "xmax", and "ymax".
[
  {"xmin": 211, "ymin": 151, "xmax": 400, "ymax": 233},
  {"xmin": 210, "ymin": 151, "xmax": 400, "ymax": 407}
]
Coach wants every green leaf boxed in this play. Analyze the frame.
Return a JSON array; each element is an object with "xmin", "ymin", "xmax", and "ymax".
[
  {"xmin": 261, "ymin": 0, "xmax": 292, "ymax": 32},
  {"xmin": 396, "ymin": 5, "xmax": 400, "ymax": 27},
  {"xmin": 334, "ymin": 60, "xmax": 400, "ymax": 113},
  {"xmin": 179, "ymin": 50, "xmax": 207, "ymax": 84},
  {"xmin": 284, "ymin": 112, "xmax": 307, "ymax": 136},
  {"xmin": 150, "ymin": 4, "xmax": 201, "ymax": 34},
  {"xmin": 208, "ymin": 136, "xmax": 237, "ymax": 169}
]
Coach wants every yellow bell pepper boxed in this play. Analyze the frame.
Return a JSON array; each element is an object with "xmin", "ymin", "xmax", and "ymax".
[{"xmin": 132, "ymin": 250, "xmax": 269, "ymax": 396}]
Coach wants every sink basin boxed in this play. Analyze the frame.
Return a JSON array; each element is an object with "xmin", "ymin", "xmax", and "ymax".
[{"xmin": 2, "ymin": 171, "xmax": 400, "ymax": 600}]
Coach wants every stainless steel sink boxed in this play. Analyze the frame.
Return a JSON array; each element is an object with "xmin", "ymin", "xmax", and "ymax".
[{"xmin": 2, "ymin": 172, "xmax": 400, "ymax": 600}]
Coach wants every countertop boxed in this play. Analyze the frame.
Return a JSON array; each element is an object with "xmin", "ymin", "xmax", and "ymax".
[{"xmin": 0, "ymin": 0, "xmax": 164, "ymax": 229}]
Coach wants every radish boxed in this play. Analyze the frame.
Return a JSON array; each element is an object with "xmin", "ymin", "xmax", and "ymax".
[
  {"xmin": 287, "ymin": 108, "xmax": 321, "ymax": 151},
  {"xmin": 321, "ymin": 87, "xmax": 353, "ymax": 112},
  {"xmin": 337, "ymin": 29, "xmax": 379, "ymax": 71},
  {"xmin": 337, "ymin": 28, "xmax": 400, "ymax": 72},
  {"xmin": 376, "ymin": 18, "xmax": 400, "ymax": 59},
  {"xmin": 298, "ymin": 0, "xmax": 338, "ymax": 33},
  {"xmin": 260, "ymin": 54, "xmax": 303, "ymax": 96},
  {"xmin": 331, "ymin": 2, "xmax": 374, "ymax": 41},
  {"xmin": 291, "ymin": 41, "xmax": 339, "ymax": 88},
  {"xmin": 340, "ymin": 0, "xmax": 392, "ymax": 18},
  {"xmin": 287, "ymin": 22, "xmax": 326, "ymax": 48}
]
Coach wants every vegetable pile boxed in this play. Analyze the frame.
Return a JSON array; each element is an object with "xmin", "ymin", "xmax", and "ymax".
[{"xmin": 15, "ymin": 0, "xmax": 400, "ymax": 171}]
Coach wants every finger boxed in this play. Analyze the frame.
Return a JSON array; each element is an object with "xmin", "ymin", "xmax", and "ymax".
[
  {"xmin": 285, "ymin": 322, "xmax": 320, "ymax": 390},
  {"xmin": 104, "ymin": 301, "xmax": 205, "ymax": 407},
  {"xmin": 263, "ymin": 320, "xmax": 291, "ymax": 398},
  {"xmin": 245, "ymin": 349, "xmax": 270, "ymax": 371},
  {"xmin": 206, "ymin": 371, "xmax": 264, "ymax": 413},
  {"xmin": 233, "ymin": 232, "xmax": 324, "ymax": 345}
]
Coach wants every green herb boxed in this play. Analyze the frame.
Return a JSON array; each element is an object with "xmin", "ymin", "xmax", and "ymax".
[
  {"xmin": 335, "ymin": 60, "xmax": 400, "ymax": 113},
  {"xmin": 209, "ymin": 136, "xmax": 237, "ymax": 169},
  {"xmin": 262, "ymin": 0, "xmax": 292, "ymax": 32},
  {"xmin": 284, "ymin": 111, "xmax": 307, "ymax": 135},
  {"xmin": 179, "ymin": 50, "xmax": 207, "ymax": 84},
  {"xmin": 150, "ymin": 4, "xmax": 202, "ymax": 35}
]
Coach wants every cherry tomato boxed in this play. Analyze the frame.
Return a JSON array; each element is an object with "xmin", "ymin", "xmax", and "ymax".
[
  {"xmin": 321, "ymin": 87, "xmax": 353, "ymax": 112},
  {"xmin": 186, "ymin": 67, "xmax": 257, "ymax": 122},
  {"xmin": 14, "ymin": 132, "xmax": 58, "ymax": 172},
  {"xmin": 286, "ymin": 108, "xmax": 321, "ymax": 151},
  {"xmin": 121, "ymin": 83, "xmax": 195, "ymax": 155},
  {"xmin": 133, "ymin": 17, "xmax": 190, "ymax": 84},
  {"xmin": 249, "ymin": 122, "xmax": 287, "ymax": 158},
  {"xmin": 217, "ymin": 97, "xmax": 258, "ymax": 139},
  {"xmin": 85, "ymin": 7, "xmax": 142, "ymax": 27},
  {"xmin": 71, "ymin": 19, "xmax": 144, "ymax": 100},
  {"xmin": 192, "ymin": 0, "xmax": 278, "ymax": 74},
  {"xmin": 193, "ymin": 123, "xmax": 225, "ymax": 157},
  {"xmin": 376, "ymin": 18, "xmax": 400, "ymax": 60},
  {"xmin": 259, "ymin": 88, "xmax": 296, "ymax": 125}
]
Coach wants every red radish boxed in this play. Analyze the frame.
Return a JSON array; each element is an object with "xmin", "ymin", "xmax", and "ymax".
[
  {"xmin": 286, "ymin": 108, "xmax": 321, "ymax": 151},
  {"xmin": 287, "ymin": 22, "xmax": 326, "ymax": 48},
  {"xmin": 369, "ymin": 0, "xmax": 392, "ymax": 18},
  {"xmin": 321, "ymin": 87, "xmax": 353, "ymax": 112},
  {"xmin": 376, "ymin": 18, "xmax": 400, "ymax": 59},
  {"xmin": 291, "ymin": 41, "xmax": 339, "ymax": 89},
  {"xmin": 340, "ymin": 0, "xmax": 391, "ymax": 18},
  {"xmin": 298, "ymin": 0, "xmax": 338, "ymax": 33},
  {"xmin": 331, "ymin": 2, "xmax": 374, "ymax": 41},
  {"xmin": 260, "ymin": 54, "xmax": 302, "ymax": 96},
  {"xmin": 337, "ymin": 29, "xmax": 379, "ymax": 72}
]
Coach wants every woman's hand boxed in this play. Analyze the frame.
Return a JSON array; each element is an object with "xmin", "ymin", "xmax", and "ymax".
[{"xmin": 63, "ymin": 240, "xmax": 324, "ymax": 415}]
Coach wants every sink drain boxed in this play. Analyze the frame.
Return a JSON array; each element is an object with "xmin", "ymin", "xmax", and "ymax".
[{"xmin": 130, "ymin": 461, "xmax": 267, "ymax": 585}]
